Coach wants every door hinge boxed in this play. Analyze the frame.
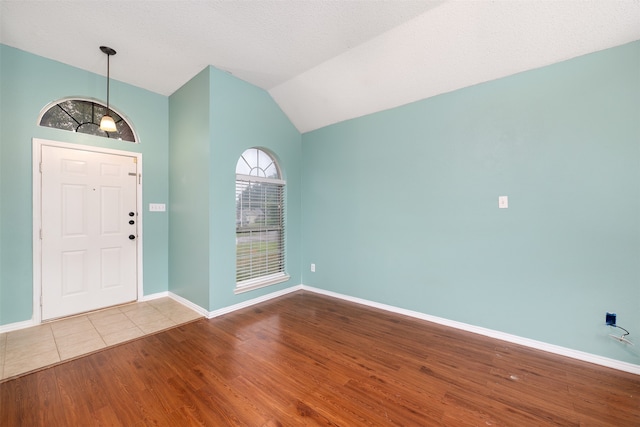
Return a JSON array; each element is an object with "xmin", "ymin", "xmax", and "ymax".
[
  {"xmin": 39, "ymin": 162, "xmax": 43, "ymax": 173},
  {"xmin": 40, "ymin": 295, "xmax": 43, "ymax": 307},
  {"xmin": 40, "ymin": 229, "xmax": 43, "ymax": 240},
  {"xmin": 139, "ymin": 173, "xmax": 141, "ymax": 185}
]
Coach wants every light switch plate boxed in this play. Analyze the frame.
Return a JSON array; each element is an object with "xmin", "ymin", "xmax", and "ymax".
[
  {"xmin": 149, "ymin": 203, "xmax": 166, "ymax": 212},
  {"xmin": 498, "ymin": 196, "xmax": 508, "ymax": 209}
]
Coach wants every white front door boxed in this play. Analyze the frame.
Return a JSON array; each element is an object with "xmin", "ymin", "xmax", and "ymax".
[{"xmin": 40, "ymin": 145, "xmax": 139, "ymax": 320}]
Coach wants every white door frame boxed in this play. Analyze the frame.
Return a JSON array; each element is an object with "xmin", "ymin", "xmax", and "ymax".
[{"xmin": 32, "ymin": 138, "xmax": 143, "ymax": 324}]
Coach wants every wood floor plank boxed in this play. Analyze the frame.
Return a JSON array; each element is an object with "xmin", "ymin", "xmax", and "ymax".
[{"xmin": 1, "ymin": 291, "xmax": 639, "ymax": 426}]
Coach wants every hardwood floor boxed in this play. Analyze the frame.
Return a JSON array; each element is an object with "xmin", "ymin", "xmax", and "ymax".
[{"xmin": 1, "ymin": 291, "xmax": 639, "ymax": 426}]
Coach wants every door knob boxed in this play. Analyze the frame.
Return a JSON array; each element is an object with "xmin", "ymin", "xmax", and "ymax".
[
  {"xmin": 129, "ymin": 235, "xmax": 136, "ymax": 240},
  {"xmin": 129, "ymin": 220, "xmax": 135, "ymax": 225}
]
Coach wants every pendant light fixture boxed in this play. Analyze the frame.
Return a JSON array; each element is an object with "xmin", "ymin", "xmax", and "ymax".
[{"xmin": 99, "ymin": 46, "xmax": 118, "ymax": 132}]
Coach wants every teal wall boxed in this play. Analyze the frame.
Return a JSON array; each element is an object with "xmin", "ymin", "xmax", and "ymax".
[
  {"xmin": 301, "ymin": 41, "xmax": 640, "ymax": 364},
  {"xmin": 168, "ymin": 66, "xmax": 302, "ymax": 311},
  {"xmin": 208, "ymin": 67, "xmax": 302, "ymax": 310},
  {"xmin": 0, "ymin": 45, "xmax": 169, "ymax": 324},
  {"xmin": 168, "ymin": 68, "xmax": 212, "ymax": 308}
]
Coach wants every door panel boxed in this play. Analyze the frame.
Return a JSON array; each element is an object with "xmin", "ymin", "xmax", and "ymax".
[
  {"xmin": 101, "ymin": 247, "xmax": 122, "ymax": 288},
  {"xmin": 41, "ymin": 145, "xmax": 138, "ymax": 320},
  {"xmin": 61, "ymin": 250, "xmax": 87, "ymax": 295}
]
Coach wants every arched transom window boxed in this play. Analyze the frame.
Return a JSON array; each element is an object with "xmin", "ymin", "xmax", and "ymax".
[
  {"xmin": 39, "ymin": 98, "xmax": 137, "ymax": 142},
  {"xmin": 235, "ymin": 148, "xmax": 288, "ymax": 292}
]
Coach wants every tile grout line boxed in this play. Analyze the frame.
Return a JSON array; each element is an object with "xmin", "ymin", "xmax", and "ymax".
[
  {"xmin": 51, "ymin": 323, "xmax": 63, "ymax": 365},
  {"xmin": 86, "ymin": 316, "xmax": 109, "ymax": 349}
]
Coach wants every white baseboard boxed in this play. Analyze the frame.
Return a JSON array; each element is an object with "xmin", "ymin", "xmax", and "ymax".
[
  {"xmin": 167, "ymin": 292, "xmax": 210, "ymax": 317},
  {"xmin": 166, "ymin": 285, "xmax": 303, "ymax": 319},
  {"xmin": 142, "ymin": 291, "xmax": 210, "ymax": 318},
  {"xmin": 301, "ymin": 285, "xmax": 640, "ymax": 376},
  {"xmin": 207, "ymin": 285, "xmax": 303, "ymax": 318},
  {"xmin": 139, "ymin": 291, "xmax": 169, "ymax": 301},
  {"xmin": 0, "ymin": 318, "xmax": 37, "ymax": 334}
]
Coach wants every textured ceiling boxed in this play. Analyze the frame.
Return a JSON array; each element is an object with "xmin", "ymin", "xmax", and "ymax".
[{"xmin": 1, "ymin": 1, "xmax": 639, "ymax": 133}]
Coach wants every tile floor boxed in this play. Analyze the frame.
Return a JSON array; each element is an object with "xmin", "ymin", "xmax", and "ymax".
[{"xmin": 0, "ymin": 297, "xmax": 202, "ymax": 381}]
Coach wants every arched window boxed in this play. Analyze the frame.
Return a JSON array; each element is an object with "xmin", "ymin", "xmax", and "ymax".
[
  {"xmin": 235, "ymin": 148, "xmax": 288, "ymax": 292},
  {"xmin": 38, "ymin": 98, "xmax": 137, "ymax": 142}
]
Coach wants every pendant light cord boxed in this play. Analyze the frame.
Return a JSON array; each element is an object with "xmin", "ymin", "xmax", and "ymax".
[
  {"xmin": 106, "ymin": 52, "xmax": 110, "ymax": 116},
  {"xmin": 99, "ymin": 46, "xmax": 116, "ymax": 117}
]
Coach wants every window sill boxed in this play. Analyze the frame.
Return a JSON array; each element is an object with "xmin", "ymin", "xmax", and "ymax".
[{"xmin": 234, "ymin": 273, "xmax": 290, "ymax": 294}]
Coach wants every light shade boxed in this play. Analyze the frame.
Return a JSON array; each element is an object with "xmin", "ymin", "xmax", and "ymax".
[{"xmin": 100, "ymin": 115, "xmax": 117, "ymax": 132}]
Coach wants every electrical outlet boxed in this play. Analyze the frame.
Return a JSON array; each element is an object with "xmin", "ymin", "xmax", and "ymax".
[
  {"xmin": 310, "ymin": 263, "xmax": 316, "ymax": 273},
  {"xmin": 606, "ymin": 312, "xmax": 616, "ymax": 326}
]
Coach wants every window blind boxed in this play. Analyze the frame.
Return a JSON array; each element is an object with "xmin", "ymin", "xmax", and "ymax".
[{"xmin": 236, "ymin": 177, "xmax": 285, "ymax": 286}]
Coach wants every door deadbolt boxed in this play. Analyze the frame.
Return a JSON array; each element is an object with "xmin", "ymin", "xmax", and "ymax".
[{"xmin": 129, "ymin": 235, "xmax": 136, "ymax": 240}]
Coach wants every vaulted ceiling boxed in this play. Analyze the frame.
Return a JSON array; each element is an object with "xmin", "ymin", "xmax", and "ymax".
[{"xmin": 1, "ymin": 1, "xmax": 639, "ymax": 133}]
